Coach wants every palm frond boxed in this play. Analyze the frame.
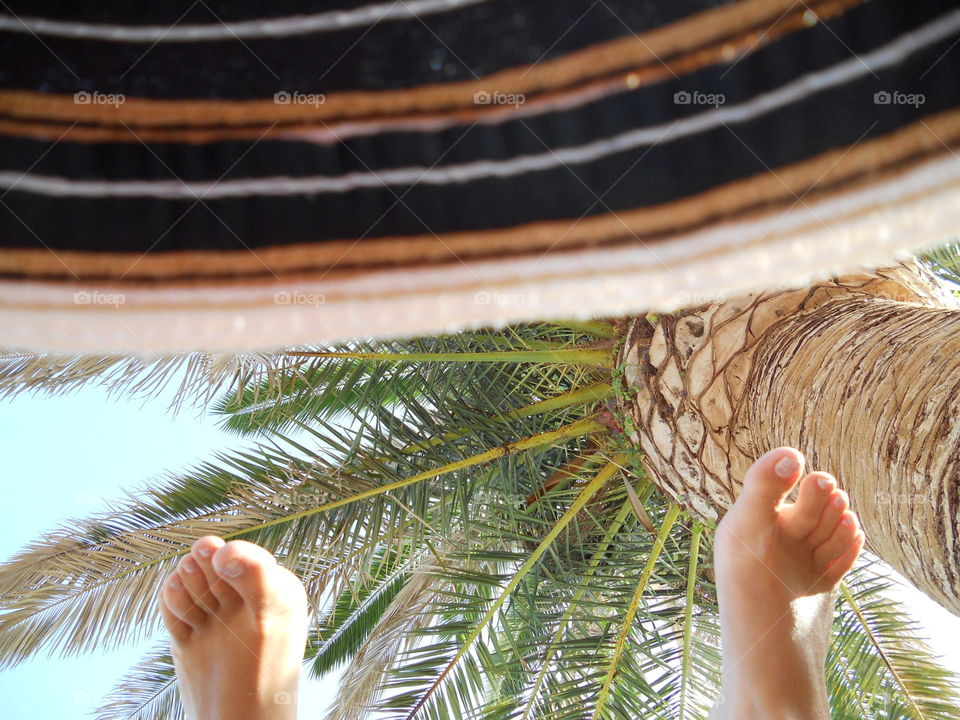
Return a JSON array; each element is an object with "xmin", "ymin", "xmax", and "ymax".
[
  {"xmin": 517, "ymin": 498, "xmax": 635, "ymax": 720},
  {"xmin": 0, "ymin": 351, "xmax": 297, "ymax": 411},
  {"xmin": 677, "ymin": 521, "xmax": 705, "ymax": 720},
  {"xmin": 324, "ymin": 541, "xmax": 462, "ymax": 720},
  {"xmin": 286, "ymin": 348, "xmax": 611, "ymax": 368},
  {"xmin": 214, "ymin": 329, "xmax": 609, "ymax": 437},
  {"xmin": 310, "ymin": 545, "xmax": 413, "ymax": 680},
  {"xmin": 94, "ymin": 645, "xmax": 181, "ymax": 720},
  {"xmin": 401, "ymin": 456, "xmax": 627, "ymax": 720},
  {"xmin": 921, "ymin": 236, "xmax": 960, "ymax": 287},
  {"xmin": 827, "ymin": 557, "xmax": 960, "ymax": 718},
  {"xmin": 591, "ymin": 504, "xmax": 681, "ymax": 719}
]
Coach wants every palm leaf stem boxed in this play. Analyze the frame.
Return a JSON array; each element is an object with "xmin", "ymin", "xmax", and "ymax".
[
  {"xmin": 591, "ymin": 504, "xmax": 682, "ymax": 720},
  {"xmin": 404, "ymin": 455, "xmax": 628, "ymax": 720}
]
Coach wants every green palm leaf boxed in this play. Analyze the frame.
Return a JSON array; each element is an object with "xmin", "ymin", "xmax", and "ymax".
[
  {"xmin": 827, "ymin": 558, "xmax": 960, "ymax": 718},
  {"xmin": 94, "ymin": 646, "xmax": 181, "ymax": 720},
  {"xmin": 922, "ymin": 237, "xmax": 960, "ymax": 288}
]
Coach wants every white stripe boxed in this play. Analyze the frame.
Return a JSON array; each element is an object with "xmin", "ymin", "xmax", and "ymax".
[
  {"xmin": 2, "ymin": 8, "xmax": 959, "ymax": 199},
  {"xmin": 0, "ymin": 0, "xmax": 488, "ymax": 42}
]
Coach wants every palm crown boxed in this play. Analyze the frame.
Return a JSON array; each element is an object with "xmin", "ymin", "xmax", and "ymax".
[{"xmin": 2, "ymin": 246, "xmax": 960, "ymax": 720}]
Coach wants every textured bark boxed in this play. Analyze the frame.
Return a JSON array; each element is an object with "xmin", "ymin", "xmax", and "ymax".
[{"xmin": 616, "ymin": 259, "xmax": 960, "ymax": 614}]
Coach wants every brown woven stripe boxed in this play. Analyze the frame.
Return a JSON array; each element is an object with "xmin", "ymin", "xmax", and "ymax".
[
  {"xmin": 0, "ymin": 0, "xmax": 858, "ymax": 131},
  {"xmin": 3, "ymin": 171, "xmax": 957, "ymax": 305}
]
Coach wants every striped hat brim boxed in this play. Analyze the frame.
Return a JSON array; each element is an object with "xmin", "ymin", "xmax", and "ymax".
[{"xmin": 1, "ymin": 0, "xmax": 958, "ymax": 351}]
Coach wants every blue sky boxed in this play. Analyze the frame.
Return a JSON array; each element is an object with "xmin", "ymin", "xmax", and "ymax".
[{"xmin": 1, "ymin": 381, "xmax": 959, "ymax": 718}]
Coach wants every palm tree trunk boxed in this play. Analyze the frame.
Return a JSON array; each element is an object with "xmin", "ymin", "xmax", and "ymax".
[{"xmin": 616, "ymin": 259, "xmax": 960, "ymax": 614}]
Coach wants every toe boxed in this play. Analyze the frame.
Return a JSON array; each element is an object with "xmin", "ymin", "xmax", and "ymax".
[
  {"xmin": 191, "ymin": 535, "xmax": 224, "ymax": 562},
  {"xmin": 814, "ymin": 512, "xmax": 864, "ymax": 584},
  {"xmin": 819, "ymin": 530, "xmax": 865, "ymax": 587},
  {"xmin": 159, "ymin": 574, "xmax": 192, "ymax": 640},
  {"xmin": 178, "ymin": 554, "xmax": 218, "ymax": 613},
  {"xmin": 162, "ymin": 570, "xmax": 208, "ymax": 629},
  {"xmin": 212, "ymin": 540, "xmax": 281, "ymax": 612},
  {"xmin": 782, "ymin": 472, "xmax": 836, "ymax": 542},
  {"xmin": 737, "ymin": 446, "xmax": 805, "ymax": 516},
  {"xmin": 160, "ymin": 598, "xmax": 191, "ymax": 641},
  {"xmin": 191, "ymin": 536, "xmax": 242, "ymax": 609},
  {"xmin": 805, "ymin": 489, "xmax": 848, "ymax": 547}
]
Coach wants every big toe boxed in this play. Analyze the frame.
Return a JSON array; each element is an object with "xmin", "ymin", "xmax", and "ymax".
[
  {"xmin": 211, "ymin": 540, "xmax": 307, "ymax": 616},
  {"xmin": 737, "ymin": 446, "xmax": 805, "ymax": 516}
]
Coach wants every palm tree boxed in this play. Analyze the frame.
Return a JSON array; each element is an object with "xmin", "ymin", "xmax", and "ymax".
[
  {"xmin": 618, "ymin": 251, "xmax": 960, "ymax": 616},
  {"xmin": 1, "ymin": 245, "xmax": 960, "ymax": 719}
]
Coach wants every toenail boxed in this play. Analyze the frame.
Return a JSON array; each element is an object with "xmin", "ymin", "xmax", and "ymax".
[
  {"xmin": 169, "ymin": 575, "xmax": 182, "ymax": 591},
  {"xmin": 197, "ymin": 546, "xmax": 212, "ymax": 558},
  {"xmin": 817, "ymin": 475, "xmax": 831, "ymax": 490},
  {"xmin": 219, "ymin": 559, "xmax": 244, "ymax": 578},
  {"xmin": 843, "ymin": 515, "xmax": 855, "ymax": 527},
  {"xmin": 182, "ymin": 557, "xmax": 197, "ymax": 573},
  {"xmin": 833, "ymin": 495, "xmax": 845, "ymax": 508},
  {"xmin": 774, "ymin": 454, "xmax": 800, "ymax": 479}
]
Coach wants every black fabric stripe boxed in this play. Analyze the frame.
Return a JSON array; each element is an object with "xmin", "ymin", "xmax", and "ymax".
[
  {"xmin": 0, "ymin": 0, "xmax": 732, "ymax": 98},
  {"xmin": 1, "ymin": 24, "xmax": 957, "ymax": 256},
  {"xmin": 0, "ymin": 0, "xmax": 944, "ymax": 183}
]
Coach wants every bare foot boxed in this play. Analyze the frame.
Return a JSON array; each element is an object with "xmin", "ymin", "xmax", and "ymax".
[
  {"xmin": 160, "ymin": 537, "xmax": 309, "ymax": 720},
  {"xmin": 709, "ymin": 447, "xmax": 865, "ymax": 720}
]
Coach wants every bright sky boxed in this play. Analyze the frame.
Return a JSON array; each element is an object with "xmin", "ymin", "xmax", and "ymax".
[{"xmin": 1, "ymin": 383, "xmax": 959, "ymax": 718}]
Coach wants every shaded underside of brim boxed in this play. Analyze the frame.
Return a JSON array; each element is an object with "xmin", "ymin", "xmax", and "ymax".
[{"xmin": 0, "ymin": 0, "xmax": 958, "ymax": 350}]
